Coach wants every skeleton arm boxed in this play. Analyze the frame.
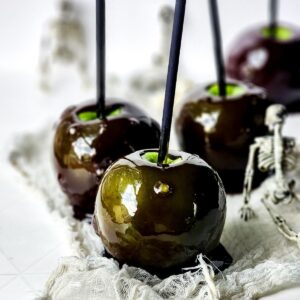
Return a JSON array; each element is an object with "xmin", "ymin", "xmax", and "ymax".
[
  {"xmin": 240, "ymin": 142, "xmax": 260, "ymax": 221},
  {"xmin": 272, "ymin": 123, "xmax": 294, "ymax": 203},
  {"xmin": 38, "ymin": 23, "xmax": 54, "ymax": 91},
  {"xmin": 274, "ymin": 123, "xmax": 284, "ymax": 181},
  {"xmin": 273, "ymin": 123, "xmax": 286, "ymax": 196}
]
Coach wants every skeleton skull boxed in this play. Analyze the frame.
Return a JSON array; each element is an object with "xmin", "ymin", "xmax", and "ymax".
[
  {"xmin": 265, "ymin": 104, "xmax": 287, "ymax": 131},
  {"xmin": 39, "ymin": 0, "xmax": 89, "ymax": 90},
  {"xmin": 159, "ymin": 5, "xmax": 174, "ymax": 24}
]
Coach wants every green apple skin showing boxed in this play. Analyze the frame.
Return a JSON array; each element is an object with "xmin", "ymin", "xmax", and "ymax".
[
  {"xmin": 93, "ymin": 150, "xmax": 226, "ymax": 270},
  {"xmin": 53, "ymin": 100, "xmax": 160, "ymax": 220},
  {"xmin": 176, "ymin": 81, "xmax": 271, "ymax": 194}
]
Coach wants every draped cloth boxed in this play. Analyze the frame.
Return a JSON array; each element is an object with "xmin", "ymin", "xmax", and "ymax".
[{"xmin": 9, "ymin": 128, "xmax": 300, "ymax": 300}]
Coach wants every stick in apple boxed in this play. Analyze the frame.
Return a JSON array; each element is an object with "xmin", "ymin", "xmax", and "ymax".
[
  {"xmin": 270, "ymin": 0, "xmax": 278, "ymax": 38},
  {"xmin": 96, "ymin": 0, "xmax": 106, "ymax": 119},
  {"xmin": 158, "ymin": 0, "xmax": 186, "ymax": 165},
  {"xmin": 208, "ymin": 0, "xmax": 226, "ymax": 97}
]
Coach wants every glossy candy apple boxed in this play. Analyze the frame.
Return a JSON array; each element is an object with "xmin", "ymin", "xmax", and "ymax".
[
  {"xmin": 176, "ymin": 80, "xmax": 271, "ymax": 194},
  {"xmin": 53, "ymin": 100, "xmax": 160, "ymax": 219},
  {"xmin": 93, "ymin": 149, "xmax": 226, "ymax": 271},
  {"xmin": 226, "ymin": 24, "xmax": 300, "ymax": 113}
]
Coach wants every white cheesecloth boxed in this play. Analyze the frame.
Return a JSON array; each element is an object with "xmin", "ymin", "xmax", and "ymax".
[{"xmin": 8, "ymin": 128, "xmax": 300, "ymax": 300}]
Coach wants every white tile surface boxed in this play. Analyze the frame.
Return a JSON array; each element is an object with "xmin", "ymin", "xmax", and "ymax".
[
  {"xmin": 0, "ymin": 252, "xmax": 18, "ymax": 275},
  {"xmin": 24, "ymin": 248, "xmax": 62, "ymax": 275},
  {"xmin": 22, "ymin": 274, "xmax": 50, "ymax": 293},
  {"xmin": 0, "ymin": 161, "xmax": 68, "ymax": 298},
  {"xmin": 0, "ymin": 275, "xmax": 15, "ymax": 289},
  {"xmin": 0, "ymin": 188, "xmax": 60, "ymax": 272},
  {"xmin": 0, "ymin": 277, "xmax": 36, "ymax": 300}
]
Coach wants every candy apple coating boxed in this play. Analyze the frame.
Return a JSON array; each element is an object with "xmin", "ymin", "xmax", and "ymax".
[
  {"xmin": 93, "ymin": 149, "xmax": 226, "ymax": 270},
  {"xmin": 53, "ymin": 100, "xmax": 160, "ymax": 219},
  {"xmin": 176, "ymin": 81, "xmax": 271, "ymax": 194},
  {"xmin": 226, "ymin": 23, "xmax": 300, "ymax": 113}
]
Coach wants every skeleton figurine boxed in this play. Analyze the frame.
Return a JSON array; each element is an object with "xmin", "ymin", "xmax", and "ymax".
[
  {"xmin": 39, "ymin": 0, "xmax": 89, "ymax": 90},
  {"xmin": 152, "ymin": 5, "xmax": 174, "ymax": 69},
  {"xmin": 128, "ymin": 5, "xmax": 192, "ymax": 120},
  {"xmin": 240, "ymin": 104, "xmax": 298, "ymax": 221},
  {"xmin": 130, "ymin": 5, "xmax": 174, "ymax": 93}
]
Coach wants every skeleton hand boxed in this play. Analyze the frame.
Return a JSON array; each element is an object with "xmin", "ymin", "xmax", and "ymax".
[
  {"xmin": 240, "ymin": 204, "xmax": 255, "ymax": 221},
  {"xmin": 273, "ymin": 189, "xmax": 293, "ymax": 204},
  {"xmin": 272, "ymin": 179, "xmax": 296, "ymax": 204},
  {"xmin": 294, "ymin": 193, "xmax": 300, "ymax": 202}
]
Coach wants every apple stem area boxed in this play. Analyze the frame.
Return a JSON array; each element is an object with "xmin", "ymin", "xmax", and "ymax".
[
  {"xmin": 142, "ymin": 152, "xmax": 182, "ymax": 165},
  {"xmin": 262, "ymin": 26, "xmax": 293, "ymax": 41},
  {"xmin": 207, "ymin": 83, "xmax": 246, "ymax": 97},
  {"xmin": 77, "ymin": 107, "xmax": 121, "ymax": 122}
]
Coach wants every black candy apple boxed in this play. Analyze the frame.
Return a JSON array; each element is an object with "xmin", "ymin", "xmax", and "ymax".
[
  {"xmin": 53, "ymin": 100, "xmax": 160, "ymax": 219},
  {"xmin": 93, "ymin": 149, "xmax": 226, "ymax": 271},
  {"xmin": 226, "ymin": 23, "xmax": 300, "ymax": 112},
  {"xmin": 176, "ymin": 80, "xmax": 271, "ymax": 193}
]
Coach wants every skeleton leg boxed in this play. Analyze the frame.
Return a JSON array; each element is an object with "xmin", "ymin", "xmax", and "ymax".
[
  {"xmin": 39, "ymin": 32, "xmax": 52, "ymax": 91},
  {"xmin": 76, "ymin": 33, "xmax": 91, "ymax": 89},
  {"xmin": 293, "ymin": 185, "xmax": 300, "ymax": 202},
  {"xmin": 262, "ymin": 198, "xmax": 300, "ymax": 249},
  {"xmin": 240, "ymin": 143, "xmax": 260, "ymax": 221},
  {"xmin": 78, "ymin": 56, "xmax": 91, "ymax": 89},
  {"xmin": 288, "ymin": 179, "xmax": 300, "ymax": 203},
  {"xmin": 39, "ymin": 55, "xmax": 51, "ymax": 91}
]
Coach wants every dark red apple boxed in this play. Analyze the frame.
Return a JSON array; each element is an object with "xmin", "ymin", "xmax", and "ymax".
[
  {"xmin": 53, "ymin": 100, "xmax": 160, "ymax": 219},
  {"xmin": 226, "ymin": 23, "xmax": 300, "ymax": 113},
  {"xmin": 176, "ymin": 80, "xmax": 271, "ymax": 193},
  {"xmin": 93, "ymin": 149, "xmax": 226, "ymax": 271}
]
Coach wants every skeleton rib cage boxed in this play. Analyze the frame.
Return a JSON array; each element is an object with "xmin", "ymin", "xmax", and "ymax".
[{"xmin": 256, "ymin": 136, "xmax": 297, "ymax": 173}]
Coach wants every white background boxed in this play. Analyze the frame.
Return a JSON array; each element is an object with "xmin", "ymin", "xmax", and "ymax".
[
  {"xmin": 1, "ymin": 0, "xmax": 300, "ymax": 81},
  {"xmin": 0, "ymin": 0, "xmax": 300, "ymax": 298}
]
